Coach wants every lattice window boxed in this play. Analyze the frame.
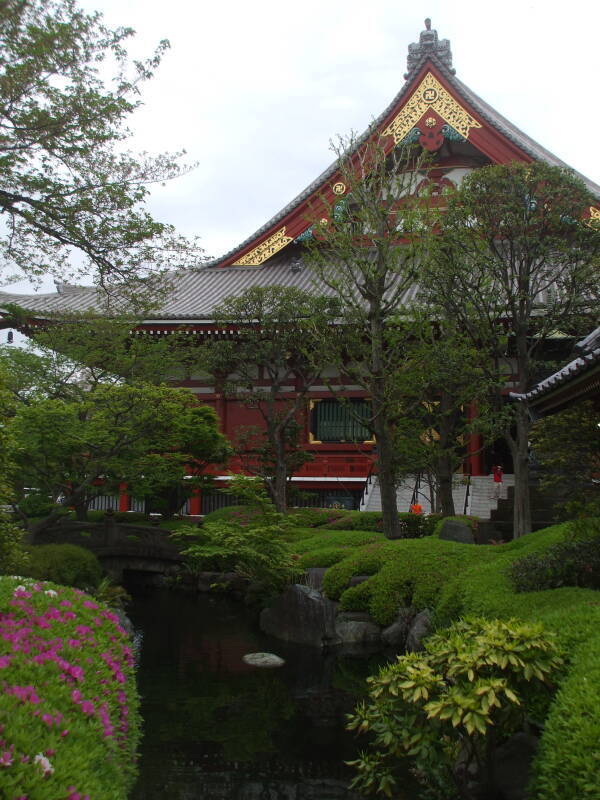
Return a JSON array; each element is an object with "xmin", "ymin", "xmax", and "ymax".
[{"xmin": 311, "ymin": 399, "xmax": 371, "ymax": 443}]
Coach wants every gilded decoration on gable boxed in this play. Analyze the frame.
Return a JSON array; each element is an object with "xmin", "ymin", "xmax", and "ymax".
[
  {"xmin": 332, "ymin": 182, "xmax": 347, "ymax": 195},
  {"xmin": 588, "ymin": 207, "xmax": 600, "ymax": 227},
  {"xmin": 232, "ymin": 227, "xmax": 294, "ymax": 266},
  {"xmin": 383, "ymin": 72, "xmax": 481, "ymax": 145}
]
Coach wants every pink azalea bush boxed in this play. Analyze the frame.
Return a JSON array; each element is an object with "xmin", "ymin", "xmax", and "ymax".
[{"xmin": 0, "ymin": 576, "xmax": 140, "ymax": 799}]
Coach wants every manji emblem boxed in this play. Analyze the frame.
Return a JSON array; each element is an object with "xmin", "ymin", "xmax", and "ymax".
[
  {"xmin": 332, "ymin": 182, "xmax": 347, "ymax": 195},
  {"xmin": 383, "ymin": 72, "xmax": 482, "ymax": 144},
  {"xmin": 233, "ymin": 227, "xmax": 294, "ymax": 266}
]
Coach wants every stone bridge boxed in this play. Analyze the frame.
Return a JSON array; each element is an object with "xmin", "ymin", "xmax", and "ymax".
[{"xmin": 30, "ymin": 519, "xmax": 185, "ymax": 582}]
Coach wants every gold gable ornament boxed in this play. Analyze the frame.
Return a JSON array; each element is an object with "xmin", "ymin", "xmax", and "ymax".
[
  {"xmin": 383, "ymin": 72, "xmax": 482, "ymax": 145},
  {"xmin": 233, "ymin": 227, "xmax": 294, "ymax": 266}
]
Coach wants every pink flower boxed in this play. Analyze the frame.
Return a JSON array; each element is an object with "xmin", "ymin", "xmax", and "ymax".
[
  {"xmin": 80, "ymin": 700, "xmax": 94, "ymax": 715},
  {"xmin": 0, "ymin": 747, "xmax": 14, "ymax": 767},
  {"xmin": 33, "ymin": 752, "xmax": 54, "ymax": 776},
  {"xmin": 0, "ymin": 656, "xmax": 11, "ymax": 668}
]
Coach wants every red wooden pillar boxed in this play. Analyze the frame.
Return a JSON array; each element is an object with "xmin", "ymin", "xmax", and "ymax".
[
  {"xmin": 467, "ymin": 403, "xmax": 484, "ymax": 476},
  {"xmin": 189, "ymin": 488, "xmax": 202, "ymax": 516},
  {"xmin": 118, "ymin": 482, "xmax": 130, "ymax": 513}
]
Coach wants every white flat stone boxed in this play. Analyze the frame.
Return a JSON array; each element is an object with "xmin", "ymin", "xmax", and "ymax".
[{"xmin": 242, "ymin": 652, "xmax": 285, "ymax": 668}]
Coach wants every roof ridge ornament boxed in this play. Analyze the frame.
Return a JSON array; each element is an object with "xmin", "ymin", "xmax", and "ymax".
[{"xmin": 405, "ymin": 18, "xmax": 455, "ymax": 80}]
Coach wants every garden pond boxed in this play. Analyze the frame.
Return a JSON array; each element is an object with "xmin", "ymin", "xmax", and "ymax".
[{"xmin": 126, "ymin": 587, "xmax": 419, "ymax": 800}]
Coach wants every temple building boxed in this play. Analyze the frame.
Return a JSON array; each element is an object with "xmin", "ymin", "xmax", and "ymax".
[{"xmin": 2, "ymin": 21, "xmax": 599, "ymax": 515}]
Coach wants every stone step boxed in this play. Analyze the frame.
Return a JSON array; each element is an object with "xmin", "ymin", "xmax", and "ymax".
[{"xmin": 362, "ymin": 475, "xmax": 516, "ymax": 520}]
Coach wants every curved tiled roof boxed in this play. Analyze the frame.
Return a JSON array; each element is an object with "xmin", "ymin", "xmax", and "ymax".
[
  {"xmin": 0, "ymin": 252, "xmax": 420, "ymax": 322},
  {"xmin": 1, "ymin": 23, "xmax": 598, "ymax": 321},
  {"xmin": 209, "ymin": 49, "xmax": 600, "ymax": 268},
  {"xmin": 512, "ymin": 327, "xmax": 600, "ymax": 405}
]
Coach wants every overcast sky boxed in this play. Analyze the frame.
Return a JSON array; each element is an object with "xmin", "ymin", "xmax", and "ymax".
[{"xmin": 3, "ymin": 0, "xmax": 600, "ymax": 295}]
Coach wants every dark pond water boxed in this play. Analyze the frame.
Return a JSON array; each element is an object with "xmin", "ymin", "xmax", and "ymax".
[{"xmin": 126, "ymin": 587, "xmax": 419, "ymax": 800}]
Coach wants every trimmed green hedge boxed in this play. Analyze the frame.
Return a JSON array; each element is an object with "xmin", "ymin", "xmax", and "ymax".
[
  {"xmin": 202, "ymin": 505, "xmax": 348, "ymax": 529},
  {"xmin": 23, "ymin": 544, "xmax": 103, "ymax": 590},
  {"xmin": 0, "ymin": 576, "xmax": 140, "ymax": 798},
  {"xmin": 324, "ymin": 538, "xmax": 495, "ymax": 625},
  {"xmin": 317, "ymin": 520, "xmax": 600, "ymax": 798},
  {"xmin": 298, "ymin": 547, "xmax": 351, "ymax": 569},
  {"xmin": 291, "ymin": 529, "xmax": 383, "ymax": 555},
  {"xmin": 322, "ymin": 510, "xmax": 436, "ymax": 537}
]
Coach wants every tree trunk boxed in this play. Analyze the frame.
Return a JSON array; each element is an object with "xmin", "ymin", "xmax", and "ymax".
[
  {"xmin": 509, "ymin": 403, "xmax": 532, "ymax": 538},
  {"xmin": 437, "ymin": 458, "xmax": 456, "ymax": 517},
  {"xmin": 272, "ymin": 432, "xmax": 288, "ymax": 513},
  {"xmin": 369, "ymin": 295, "xmax": 401, "ymax": 539},
  {"xmin": 372, "ymin": 410, "xmax": 401, "ymax": 538}
]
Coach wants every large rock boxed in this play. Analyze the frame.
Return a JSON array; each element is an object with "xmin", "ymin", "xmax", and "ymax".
[
  {"xmin": 406, "ymin": 609, "xmax": 432, "ymax": 652},
  {"xmin": 305, "ymin": 567, "xmax": 327, "ymax": 591},
  {"xmin": 259, "ymin": 584, "xmax": 338, "ymax": 647},
  {"xmin": 381, "ymin": 608, "xmax": 413, "ymax": 649},
  {"xmin": 335, "ymin": 612, "xmax": 381, "ymax": 648},
  {"xmin": 438, "ymin": 519, "xmax": 475, "ymax": 544}
]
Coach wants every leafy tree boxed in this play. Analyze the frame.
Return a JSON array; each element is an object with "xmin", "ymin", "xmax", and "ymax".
[
  {"xmin": 0, "ymin": 0, "xmax": 200, "ymax": 294},
  {"xmin": 8, "ymin": 382, "xmax": 230, "ymax": 533},
  {"xmin": 423, "ymin": 162, "xmax": 600, "ymax": 536},
  {"xmin": 198, "ymin": 286, "xmax": 338, "ymax": 512},
  {"xmin": 302, "ymin": 136, "xmax": 431, "ymax": 538},
  {"xmin": 388, "ymin": 322, "xmax": 501, "ymax": 515},
  {"xmin": 529, "ymin": 400, "xmax": 600, "ymax": 515},
  {"xmin": 347, "ymin": 617, "xmax": 562, "ymax": 800},
  {"xmin": 0, "ymin": 366, "xmax": 27, "ymax": 573},
  {"xmin": 0, "ymin": 313, "xmax": 180, "ymax": 403},
  {"xmin": 172, "ymin": 475, "xmax": 301, "ymax": 598}
]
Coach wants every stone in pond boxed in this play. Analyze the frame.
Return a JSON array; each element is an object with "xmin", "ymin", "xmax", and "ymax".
[{"xmin": 242, "ymin": 652, "xmax": 285, "ymax": 668}]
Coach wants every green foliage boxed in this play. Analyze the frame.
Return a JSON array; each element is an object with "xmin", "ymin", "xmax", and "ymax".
[
  {"xmin": 423, "ymin": 162, "xmax": 600, "ymax": 537},
  {"xmin": 22, "ymin": 544, "xmax": 103, "ymax": 590},
  {"xmin": 509, "ymin": 534, "xmax": 600, "ymax": 592},
  {"xmin": 298, "ymin": 547, "xmax": 351, "ymax": 569},
  {"xmin": 291, "ymin": 529, "xmax": 383, "ymax": 554},
  {"xmin": 530, "ymin": 400, "xmax": 600, "ymax": 514},
  {"xmin": 531, "ymin": 634, "xmax": 600, "ymax": 799},
  {"xmin": 197, "ymin": 286, "xmax": 337, "ymax": 510},
  {"xmin": 0, "ymin": 0, "xmax": 200, "ymax": 291},
  {"xmin": 323, "ymin": 538, "xmax": 491, "ymax": 625},
  {"xmin": 0, "ymin": 576, "xmax": 139, "ymax": 799},
  {"xmin": 347, "ymin": 617, "xmax": 563, "ymax": 799},
  {"xmin": 91, "ymin": 576, "xmax": 131, "ymax": 612},
  {"xmin": 323, "ymin": 543, "xmax": 391, "ymax": 600},
  {"xmin": 0, "ymin": 367, "xmax": 26, "ymax": 574},
  {"xmin": 9, "ymin": 381, "xmax": 229, "ymax": 528},
  {"xmin": 16, "ymin": 493, "xmax": 57, "ymax": 519},
  {"xmin": 323, "ymin": 510, "xmax": 431, "ymax": 538},
  {"xmin": 286, "ymin": 507, "xmax": 349, "ymax": 528},
  {"xmin": 311, "ymin": 517, "xmax": 600, "ymax": 796},
  {"xmin": 173, "ymin": 477, "xmax": 301, "ymax": 597}
]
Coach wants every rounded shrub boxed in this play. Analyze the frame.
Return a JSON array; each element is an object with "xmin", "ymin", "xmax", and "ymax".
[
  {"xmin": 0, "ymin": 576, "xmax": 140, "ymax": 799},
  {"xmin": 298, "ymin": 547, "xmax": 350, "ymax": 568},
  {"xmin": 23, "ymin": 544, "xmax": 103, "ymax": 590},
  {"xmin": 16, "ymin": 492, "xmax": 57, "ymax": 519}
]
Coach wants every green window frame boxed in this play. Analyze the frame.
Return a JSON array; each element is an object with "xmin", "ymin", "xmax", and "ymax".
[{"xmin": 311, "ymin": 398, "xmax": 372, "ymax": 443}]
